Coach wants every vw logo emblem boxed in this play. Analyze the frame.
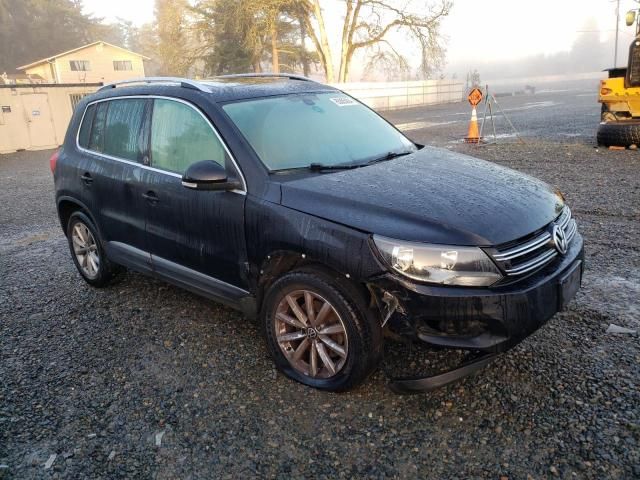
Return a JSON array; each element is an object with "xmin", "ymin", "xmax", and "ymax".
[
  {"xmin": 306, "ymin": 327, "xmax": 318, "ymax": 339},
  {"xmin": 552, "ymin": 224, "xmax": 568, "ymax": 255}
]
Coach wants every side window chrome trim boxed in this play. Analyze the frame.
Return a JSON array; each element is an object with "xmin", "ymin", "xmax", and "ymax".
[{"xmin": 75, "ymin": 95, "xmax": 248, "ymax": 194}]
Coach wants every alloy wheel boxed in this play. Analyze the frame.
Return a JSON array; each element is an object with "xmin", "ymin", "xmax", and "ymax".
[
  {"xmin": 71, "ymin": 222, "xmax": 100, "ymax": 279},
  {"xmin": 274, "ymin": 289, "xmax": 349, "ymax": 378}
]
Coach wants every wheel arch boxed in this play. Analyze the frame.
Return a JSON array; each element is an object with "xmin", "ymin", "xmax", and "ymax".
[
  {"xmin": 257, "ymin": 250, "xmax": 336, "ymax": 306},
  {"xmin": 255, "ymin": 249, "xmax": 378, "ymax": 324},
  {"xmin": 56, "ymin": 196, "xmax": 100, "ymax": 238}
]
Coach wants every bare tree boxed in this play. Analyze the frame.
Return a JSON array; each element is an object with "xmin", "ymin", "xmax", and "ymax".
[
  {"xmin": 298, "ymin": 0, "xmax": 335, "ymax": 81},
  {"xmin": 362, "ymin": 48, "xmax": 411, "ymax": 81},
  {"xmin": 300, "ymin": 0, "xmax": 452, "ymax": 82}
]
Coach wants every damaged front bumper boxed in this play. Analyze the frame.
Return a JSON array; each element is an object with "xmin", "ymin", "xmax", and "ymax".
[{"xmin": 373, "ymin": 233, "xmax": 584, "ymax": 394}]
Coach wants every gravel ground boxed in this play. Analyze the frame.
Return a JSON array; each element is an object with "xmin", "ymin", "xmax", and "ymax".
[{"xmin": 1, "ymin": 111, "xmax": 639, "ymax": 478}]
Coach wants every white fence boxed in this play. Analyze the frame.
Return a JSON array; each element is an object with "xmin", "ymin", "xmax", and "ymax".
[{"xmin": 333, "ymin": 80, "xmax": 465, "ymax": 111}]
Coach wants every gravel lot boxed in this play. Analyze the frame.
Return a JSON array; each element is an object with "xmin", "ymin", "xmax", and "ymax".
[{"xmin": 1, "ymin": 94, "xmax": 639, "ymax": 478}]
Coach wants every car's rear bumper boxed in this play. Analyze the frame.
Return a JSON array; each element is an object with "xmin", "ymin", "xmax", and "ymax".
[{"xmin": 373, "ymin": 233, "xmax": 584, "ymax": 393}]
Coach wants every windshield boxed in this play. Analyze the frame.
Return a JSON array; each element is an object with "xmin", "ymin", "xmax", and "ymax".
[{"xmin": 222, "ymin": 92, "xmax": 416, "ymax": 171}]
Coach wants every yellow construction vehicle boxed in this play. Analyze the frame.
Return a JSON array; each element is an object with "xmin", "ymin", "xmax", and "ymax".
[{"xmin": 597, "ymin": 9, "xmax": 640, "ymax": 146}]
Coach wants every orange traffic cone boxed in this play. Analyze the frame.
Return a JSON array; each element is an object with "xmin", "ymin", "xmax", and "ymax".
[{"xmin": 464, "ymin": 107, "xmax": 481, "ymax": 144}]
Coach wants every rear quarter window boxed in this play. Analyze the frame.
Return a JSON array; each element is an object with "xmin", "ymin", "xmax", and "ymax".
[
  {"xmin": 88, "ymin": 102, "xmax": 108, "ymax": 153},
  {"xmin": 78, "ymin": 104, "xmax": 95, "ymax": 149}
]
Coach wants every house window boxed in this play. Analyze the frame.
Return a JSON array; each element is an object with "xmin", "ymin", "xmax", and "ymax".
[
  {"xmin": 69, "ymin": 60, "xmax": 90, "ymax": 71},
  {"xmin": 69, "ymin": 93, "xmax": 88, "ymax": 111},
  {"xmin": 113, "ymin": 60, "xmax": 133, "ymax": 71}
]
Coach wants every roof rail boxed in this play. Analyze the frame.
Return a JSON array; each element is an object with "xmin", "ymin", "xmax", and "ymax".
[
  {"xmin": 216, "ymin": 73, "xmax": 315, "ymax": 82},
  {"xmin": 98, "ymin": 77, "xmax": 211, "ymax": 93}
]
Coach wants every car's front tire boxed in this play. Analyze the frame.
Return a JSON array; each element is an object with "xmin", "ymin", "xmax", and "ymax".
[
  {"xmin": 67, "ymin": 211, "xmax": 120, "ymax": 287},
  {"xmin": 262, "ymin": 269, "xmax": 382, "ymax": 392}
]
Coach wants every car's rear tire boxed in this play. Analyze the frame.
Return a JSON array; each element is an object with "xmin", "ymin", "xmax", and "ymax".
[
  {"xmin": 262, "ymin": 269, "xmax": 382, "ymax": 392},
  {"xmin": 596, "ymin": 120, "xmax": 640, "ymax": 147},
  {"xmin": 67, "ymin": 211, "xmax": 121, "ymax": 287}
]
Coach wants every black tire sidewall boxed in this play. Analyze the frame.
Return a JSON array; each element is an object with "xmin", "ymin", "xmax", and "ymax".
[
  {"xmin": 597, "ymin": 121, "xmax": 640, "ymax": 147},
  {"xmin": 262, "ymin": 271, "xmax": 377, "ymax": 392},
  {"xmin": 66, "ymin": 212, "xmax": 112, "ymax": 287}
]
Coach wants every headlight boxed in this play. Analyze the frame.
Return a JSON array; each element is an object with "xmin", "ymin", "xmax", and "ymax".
[{"xmin": 373, "ymin": 235, "xmax": 503, "ymax": 287}]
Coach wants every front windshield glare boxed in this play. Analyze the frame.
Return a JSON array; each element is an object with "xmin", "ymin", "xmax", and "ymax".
[{"xmin": 223, "ymin": 92, "xmax": 416, "ymax": 171}]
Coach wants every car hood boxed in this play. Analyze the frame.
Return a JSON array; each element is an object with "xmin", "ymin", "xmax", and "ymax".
[{"xmin": 278, "ymin": 146, "xmax": 564, "ymax": 246}]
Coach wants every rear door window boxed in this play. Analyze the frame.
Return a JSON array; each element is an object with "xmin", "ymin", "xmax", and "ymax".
[
  {"xmin": 150, "ymin": 98, "xmax": 227, "ymax": 174},
  {"xmin": 102, "ymin": 99, "xmax": 148, "ymax": 161}
]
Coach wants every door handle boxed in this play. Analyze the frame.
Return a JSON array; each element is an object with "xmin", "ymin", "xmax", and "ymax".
[
  {"xmin": 80, "ymin": 173, "xmax": 93, "ymax": 185},
  {"xmin": 142, "ymin": 191, "xmax": 159, "ymax": 204}
]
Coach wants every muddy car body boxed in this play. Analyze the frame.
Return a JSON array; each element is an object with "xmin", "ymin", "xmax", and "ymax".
[{"xmin": 53, "ymin": 75, "xmax": 584, "ymax": 393}]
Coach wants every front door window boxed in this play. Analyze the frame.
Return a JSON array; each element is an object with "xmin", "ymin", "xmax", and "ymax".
[{"xmin": 150, "ymin": 99, "xmax": 228, "ymax": 174}]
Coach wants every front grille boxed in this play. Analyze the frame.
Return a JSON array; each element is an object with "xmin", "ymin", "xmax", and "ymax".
[
  {"xmin": 490, "ymin": 207, "xmax": 577, "ymax": 277},
  {"xmin": 629, "ymin": 41, "xmax": 640, "ymax": 87}
]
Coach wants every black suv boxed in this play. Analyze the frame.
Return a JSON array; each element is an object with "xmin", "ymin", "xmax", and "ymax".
[{"xmin": 52, "ymin": 75, "xmax": 583, "ymax": 393}]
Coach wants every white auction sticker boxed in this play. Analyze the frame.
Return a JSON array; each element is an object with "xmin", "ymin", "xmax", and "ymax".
[{"xmin": 329, "ymin": 96, "xmax": 358, "ymax": 107}]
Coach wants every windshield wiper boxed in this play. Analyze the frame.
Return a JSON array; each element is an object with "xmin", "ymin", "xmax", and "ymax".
[
  {"xmin": 308, "ymin": 163, "xmax": 362, "ymax": 171},
  {"xmin": 364, "ymin": 150, "xmax": 414, "ymax": 165},
  {"xmin": 307, "ymin": 150, "xmax": 414, "ymax": 172}
]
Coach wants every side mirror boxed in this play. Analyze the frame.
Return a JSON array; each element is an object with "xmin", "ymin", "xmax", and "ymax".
[
  {"xmin": 181, "ymin": 160, "xmax": 240, "ymax": 191},
  {"xmin": 626, "ymin": 10, "xmax": 636, "ymax": 27}
]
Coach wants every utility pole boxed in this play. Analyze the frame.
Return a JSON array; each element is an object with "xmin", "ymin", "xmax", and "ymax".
[{"xmin": 615, "ymin": 0, "xmax": 620, "ymax": 67}]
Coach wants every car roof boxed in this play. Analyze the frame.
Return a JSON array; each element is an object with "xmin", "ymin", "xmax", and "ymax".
[{"xmin": 96, "ymin": 75, "xmax": 338, "ymax": 103}]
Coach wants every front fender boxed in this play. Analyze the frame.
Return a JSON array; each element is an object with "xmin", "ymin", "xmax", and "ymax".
[{"xmin": 245, "ymin": 198, "xmax": 385, "ymax": 286}]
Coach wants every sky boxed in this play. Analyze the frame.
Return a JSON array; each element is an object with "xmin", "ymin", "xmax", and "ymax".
[
  {"xmin": 83, "ymin": 0, "xmax": 155, "ymax": 26},
  {"xmin": 442, "ymin": 0, "xmax": 638, "ymax": 66},
  {"xmin": 82, "ymin": 0, "xmax": 639, "ymax": 71}
]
